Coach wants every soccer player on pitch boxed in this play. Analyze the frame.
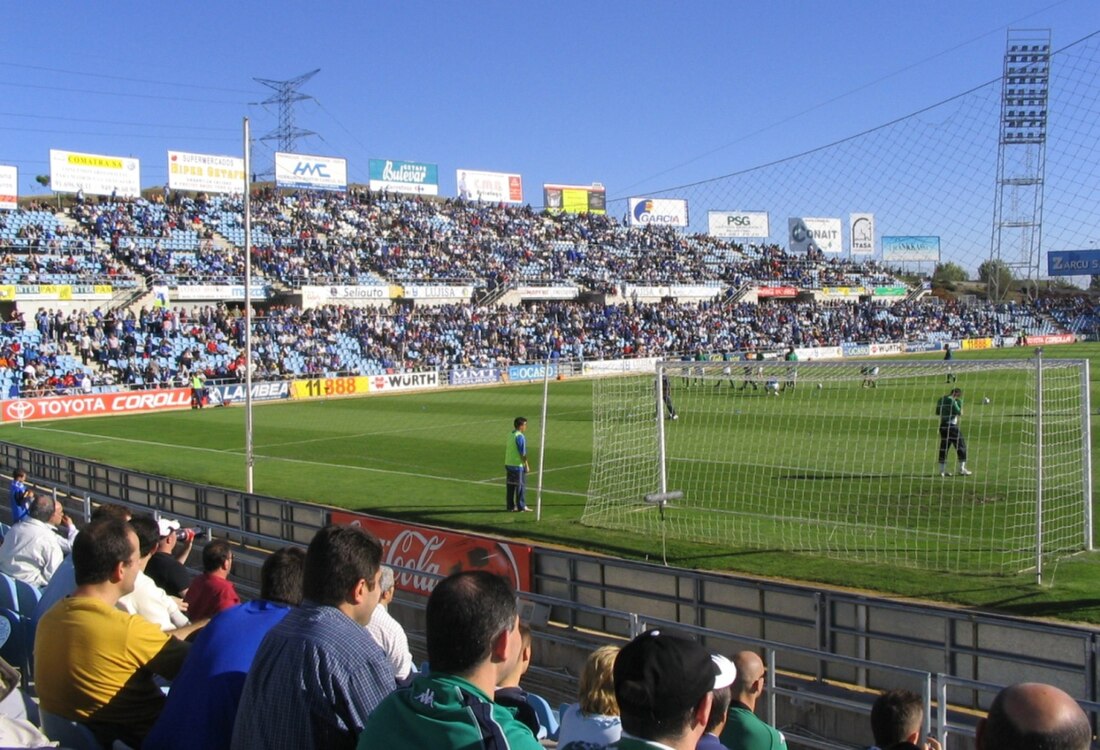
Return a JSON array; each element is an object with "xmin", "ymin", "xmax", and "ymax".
[{"xmin": 936, "ymin": 387, "xmax": 972, "ymax": 477}]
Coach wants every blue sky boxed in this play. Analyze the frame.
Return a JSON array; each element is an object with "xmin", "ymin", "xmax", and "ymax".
[{"xmin": 1, "ymin": 1, "xmax": 1097, "ymax": 210}]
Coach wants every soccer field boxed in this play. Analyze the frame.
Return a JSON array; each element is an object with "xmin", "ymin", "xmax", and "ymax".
[{"xmin": 3, "ymin": 343, "xmax": 1100, "ymax": 619}]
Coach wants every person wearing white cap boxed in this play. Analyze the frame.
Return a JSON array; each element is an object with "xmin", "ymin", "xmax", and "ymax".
[
  {"xmin": 698, "ymin": 654, "xmax": 736, "ymax": 749},
  {"xmin": 145, "ymin": 517, "xmax": 195, "ymax": 598},
  {"xmin": 608, "ymin": 629, "xmax": 736, "ymax": 750}
]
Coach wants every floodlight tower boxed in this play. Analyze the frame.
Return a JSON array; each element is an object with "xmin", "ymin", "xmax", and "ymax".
[
  {"xmin": 989, "ymin": 30, "xmax": 1050, "ymax": 301},
  {"xmin": 253, "ymin": 69, "xmax": 321, "ymax": 175}
]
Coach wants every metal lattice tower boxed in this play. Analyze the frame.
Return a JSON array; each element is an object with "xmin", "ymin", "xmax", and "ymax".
[
  {"xmin": 253, "ymin": 69, "xmax": 321, "ymax": 173},
  {"xmin": 989, "ymin": 29, "xmax": 1051, "ymax": 300}
]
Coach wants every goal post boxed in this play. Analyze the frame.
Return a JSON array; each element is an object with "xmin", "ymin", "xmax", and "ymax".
[{"xmin": 582, "ymin": 356, "xmax": 1092, "ymax": 577}]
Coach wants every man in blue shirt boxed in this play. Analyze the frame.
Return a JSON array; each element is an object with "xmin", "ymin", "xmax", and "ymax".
[
  {"xmin": 231, "ymin": 525, "xmax": 395, "ymax": 750},
  {"xmin": 505, "ymin": 417, "xmax": 532, "ymax": 512},
  {"xmin": 146, "ymin": 546, "xmax": 305, "ymax": 750}
]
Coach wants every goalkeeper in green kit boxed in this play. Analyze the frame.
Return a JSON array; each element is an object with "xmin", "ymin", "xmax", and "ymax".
[{"xmin": 936, "ymin": 387, "xmax": 971, "ymax": 477}]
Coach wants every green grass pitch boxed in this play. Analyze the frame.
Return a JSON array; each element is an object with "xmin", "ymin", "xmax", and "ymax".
[{"xmin": 3, "ymin": 343, "xmax": 1099, "ymax": 621}]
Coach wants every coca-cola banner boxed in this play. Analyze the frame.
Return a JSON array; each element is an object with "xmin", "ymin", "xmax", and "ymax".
[
  {"xmin": 1, "ymin": 387, "xmax": 192, "ymax": 423},
  {"xmin": 330, "ymin": 511, "xmax": 533, "ymax": 594}
]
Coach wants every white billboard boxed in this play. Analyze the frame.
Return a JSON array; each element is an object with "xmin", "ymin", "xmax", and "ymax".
[
  {"xmin": 0, "ymin": 165, "xmax": 16, "ymax": 210},
  {"xmin": 275, "ymin": 152, "xmax": 348, "ymax": 192},
  {"xmin": 708, "ymin": 210, "xmax": 769, "ymax": 238},
  {"xmin": 788, "ymin": 217, "xmax": 842, "ymax": 253},
  {"xmin": 849, "ymin": 213, "xmax": 875, "ymax": 255},
  {"xmin": 168, "ymin": 151, "xmax": 245, "ymax": 195},
  {"xmin": 456, "ymin": 169, "xmax": 523, "ymax": 203},
  {"xmin": 628, "ymin": 197, "xmax": 689, "ymax": 227},
  {"xmin": 49, "ymin": 149, "xmax": 141, "ymax": 198},
  {"xmin": 882, "ymin": 236, "xmax": 941, "ymax": 262}
]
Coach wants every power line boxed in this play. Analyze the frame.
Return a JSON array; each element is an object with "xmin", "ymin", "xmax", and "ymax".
[
  {"xmin": 0, "ymin": 61, "xmax": 255, "ymax": 95},
  {"xmin": 0, "ymin": 111, "xmax": 238, "ymax": 132},
  {"xmin": 0, "ymin": 80, "xmax": 244, "ymax": 105},
  {"xmin": 0, "ymin": 126, "xmax": 239, "ymax": 142}
]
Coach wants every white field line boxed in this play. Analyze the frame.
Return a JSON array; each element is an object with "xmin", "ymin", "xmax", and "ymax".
[{"xmin": 19, "ymin": 424, "xmax": 590, "ymax": 498}]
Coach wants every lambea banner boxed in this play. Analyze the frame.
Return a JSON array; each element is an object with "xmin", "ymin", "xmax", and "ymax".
[
  {"xmin": 168, "ymin": 151, "xmax": 246, "ymax": 194},
  {"xmin": 49, "ymin": 149, "xmax": 141, "ymax": 198},
  {"xmin": 369, "ymin": 159, "xmax": 439, "ymax": 195}
]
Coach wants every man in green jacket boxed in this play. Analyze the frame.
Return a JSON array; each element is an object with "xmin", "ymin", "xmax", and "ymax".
[{"xmin": 358, "ymin": 571, "xmax": 540, "ymax": 750}]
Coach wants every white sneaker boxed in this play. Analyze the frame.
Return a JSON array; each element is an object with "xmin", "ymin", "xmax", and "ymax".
[
  {"xmin": 940, "ymin": 471, "xmax": 951, "ymax": 477},
  {"xmin": 671, "ymin": 414, "xmax": 678, "ymax": 420},
  {"xmin": 959, "ymin": 468, "xmax": 972, "ymax": 476}
]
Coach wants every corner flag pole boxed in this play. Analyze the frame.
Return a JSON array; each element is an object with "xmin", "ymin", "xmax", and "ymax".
[
  {"xmin": 535, "ymin": 355, "xmax": 551, "ymax": 521},
  {"xmin": 243, "ymin": 117, "xmax": 254, "ymax": 494}
]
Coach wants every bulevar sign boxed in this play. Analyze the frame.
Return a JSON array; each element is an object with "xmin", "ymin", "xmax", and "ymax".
[
  {"xmin": 331, "ymin": 511, "xmax": 532, "ymax": 595},
  {"xmin": 1, "ymin": 387, "xmax": 192, "ymax": 423}
]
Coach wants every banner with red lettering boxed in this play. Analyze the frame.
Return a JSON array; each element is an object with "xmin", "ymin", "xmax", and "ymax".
[
  {"xmin": 757, "ymin": 286, "xmax": 798, "ymax": 298},
  {"xmin": 330, "ymin": 511, "xmax": 533, "ymax": 595},
  {"xmin": 1024, "ymin": 334, "xmax": 1076, "ymax": 346},
  {"xmin": 0, "ymin": 387, "xmax": 192, "ymax": 423}
]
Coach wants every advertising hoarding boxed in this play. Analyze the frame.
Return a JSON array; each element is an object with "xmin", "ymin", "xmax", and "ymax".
[
  {"xmin": 456, "ymin": 169, "xmax": 523, "ymax": 203},
  {"xmin": 1, "ymin": 388, "xmax": 190, "ymax": 423},
  {"xmin": 708, "ymin": 211, "xmax": 769, "ymax": 238},
  {"xmin": 368, "ymin": 159, "xmax": 439, "ymax": 195},
  {"xmin": 167, "ymin": 151, "xmax": 246, "ymax": 194},
  {"xmin": 1047, "ymin": 249, "xmax": 1100, "ymax": 276},
  {"xmin": 449, "ymin": 367, "xmax": 502, "ymax": 386},
  {"xmin": 0, "ymin": 165, "xmax": 16, "ymax": 210},
  {"xmin": 882, "ymin": 236, "xmax": 940, "ymax": 262},
  {"xmin": 275, "ymin": 152, "xmax": 348, "ymax": 192},
  {"xmin": 331, "ymin": 511, "xmax": 533, "ymax": 594},
  {"xmin": 49, "ymin": 149, "xmax": 141, "ymax": 198},
  {"xmin": 628, "ymin": 197, "xmax": 688, "ymax": 227},
  {"xmin": 849, "ymin": 213, "xmax": 875, "ymax": 255},
  {"xmin": 368, "ymin": 371, "xmax": 440, "ymax": 393},
  {"xmin": 543, "ymin": 184, "xmax": 606, "ymax": 214},
  {"xmin": 788, "ymin": 217, "xmax": 842, "ymax": 253}
]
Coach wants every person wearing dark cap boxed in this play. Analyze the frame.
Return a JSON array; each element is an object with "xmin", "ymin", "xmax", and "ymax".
[
  {"xmin": 976, "ymin": 682, "xmax": 1091, "ymax": 750},
  {"xmin": 609, "ymin": 629, "xmax": 736, "ymax": 750}
]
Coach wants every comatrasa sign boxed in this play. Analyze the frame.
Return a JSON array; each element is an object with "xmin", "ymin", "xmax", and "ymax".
[{"xmin": 1, "ymin": 388, "xmax": 192, "ymax": 423}]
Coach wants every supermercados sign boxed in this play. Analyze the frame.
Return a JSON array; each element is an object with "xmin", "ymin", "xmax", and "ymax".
[{"xmin": 369, "ymin": 159, "xmax": 439, "ymax": 195}]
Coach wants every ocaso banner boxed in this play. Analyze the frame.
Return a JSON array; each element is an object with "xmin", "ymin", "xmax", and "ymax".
[
  {"xmin": 330, "ymin": 511, "xmax": 532, "ymax": 594},
  {"xmin": 1, "ymin": 387, "xmax": 191, "ymax": 423}
]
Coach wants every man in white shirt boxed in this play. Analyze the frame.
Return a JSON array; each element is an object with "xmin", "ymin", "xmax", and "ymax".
[
  {"xmin": 0, "ymin": 494, "xmax": 75, "ymax": 589},
  {"xmin": 118, "ymin": 515, "xmax": 205, "ymax": 636},
  {"xmin": 366, "ymin": 565, "xmax": 414, "ymax": 681}
]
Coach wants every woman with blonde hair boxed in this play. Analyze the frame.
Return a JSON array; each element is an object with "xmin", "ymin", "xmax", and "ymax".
[{"xmin": 556, "ymin": 644, "xmax": 622, "ymax": 749}]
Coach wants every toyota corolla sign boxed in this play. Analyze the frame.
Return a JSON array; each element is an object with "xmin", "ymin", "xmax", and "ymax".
[{"xmin": 1, "ymin": 388, "xmax": 193, "ymax": 423}]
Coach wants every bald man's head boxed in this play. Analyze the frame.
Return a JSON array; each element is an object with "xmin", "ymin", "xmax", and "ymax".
[
  {"xmin": 978, "ymin": 683, "xmax": 1091, "ymax": 750},
  {"xmin": 731, "ymin": 651, "xmax": 765, "ymax": 699}
]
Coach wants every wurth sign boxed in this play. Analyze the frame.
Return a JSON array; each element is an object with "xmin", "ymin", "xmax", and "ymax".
[{"xmin": 1, "ymin": 388, "xmax": 192, "ymax": 423}]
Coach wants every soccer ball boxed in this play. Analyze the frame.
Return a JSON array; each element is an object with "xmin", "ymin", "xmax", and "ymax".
[{"xmin": 982, "ymin": 397, "xmax": 991, "ymax": 404}]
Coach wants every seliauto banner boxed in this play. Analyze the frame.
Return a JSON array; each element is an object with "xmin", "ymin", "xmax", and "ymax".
[
  {"xmin": 369, "ymin": 159, "xmax": 439, "ymax": 196},
  {"xmin": 449, "ymin": 367, "xmax": 501, "ymax": 386},
  {"xmin": 168, "ymin": 151, "xmax": 246, "ymax": 195},
  {"xmin": 275, "ymin": 152, "xmax": 348, "ymax": 191},
  {"xmin": 0, "ymin": 388, "xmax": 191, "ymax": 423},
  {"xmin": 49, "ymin": 149, "xmax": 141, "ymax": 198}
]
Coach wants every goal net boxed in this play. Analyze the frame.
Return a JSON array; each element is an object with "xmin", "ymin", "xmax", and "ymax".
[{"xmin": 582, "ymin": 356, "xmax": 1092, "ymax": 575}]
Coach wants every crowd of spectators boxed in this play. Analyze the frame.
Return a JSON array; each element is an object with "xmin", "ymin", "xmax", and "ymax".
[
  {"xmin": 0, "ymin": 293, "xmax": 1080, "ymax": 396},
  {"xmin": 0, "ymin": 464, "xmax": 1094, "ymax": 749},
  {"xmin": 10, "ymin": 192, "xmax": 905, "ymax": 293}
]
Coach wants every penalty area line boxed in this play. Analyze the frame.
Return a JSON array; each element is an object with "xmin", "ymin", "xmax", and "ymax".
[{"xmin": 17, "ymin": 424, "xmax": 589, "ymax": 498}]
